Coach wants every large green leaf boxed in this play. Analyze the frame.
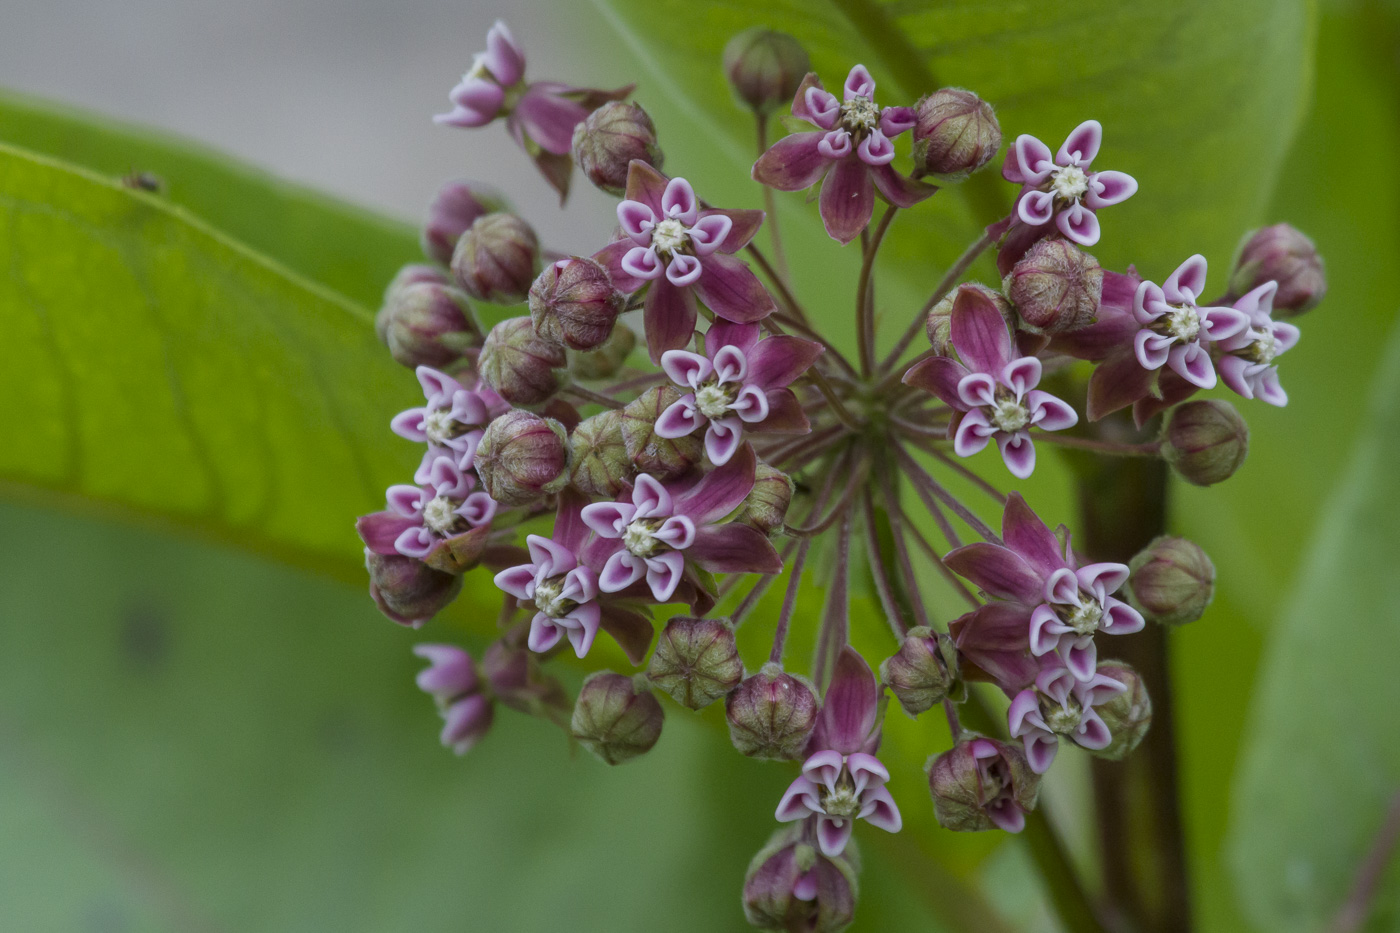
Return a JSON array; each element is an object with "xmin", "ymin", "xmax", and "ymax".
[
  {"xmin": 0, "ymin": 143, "xmax": 414, "ymax": 579},
  {"xmin": 0, "ymin": 89, "xmax": 419, "ymax": 308}
]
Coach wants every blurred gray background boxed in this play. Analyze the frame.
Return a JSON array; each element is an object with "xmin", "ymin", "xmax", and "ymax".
[{"xmin": 0, "ymin": 0, "xmax": 621, "ymax": 250}]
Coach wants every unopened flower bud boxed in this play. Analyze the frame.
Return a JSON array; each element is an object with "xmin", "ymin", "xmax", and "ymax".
[
  {"xmin": 450, "ymin": 212, "xmax": 540, "ymax": 304},
  {"xmin": 569, "ymin": 410, "xmax": 635, "ymax": 498},
  {"xmin": 529, "ymin": 257, "xmax": 626, "ymax": 350},
  {"xmin": 375, "ymin": 279, "xmax": 482, "ymax": 369},
  {"xmin": 1161, "ymin": 399, "xmax": 1249, "ymax": 487},
  {"xmin": 743, "ymin": 826, "xmax": 858, "ymax": 933},
  {"xmin": 927, "ymin": 283, "xmax": 1013, "ymax": 356},
  {"xmin": 738, "ymin": 463, "xmax": 794, "ymax": 535},
  {"xmin": 726, "ymin": 662, "xmax": 819, "ymax": 760},
  {"xmin": 478, "ymin": 316, "xmax": 567, "ymax": 405},
  {"xmin": 1128, "ymin": 535, "xmax": 1215, "ymax": 625},
  {"xmin": 421, "ymin": 180, "xmax": 507, "ymax": 266},
  {"xmin": 722, "ymin": 28, "xmax": 810, "ymax": 116},
  {"xmin": 1005, "ymin": 238, "xmax": 1103, "ymax": 334},
  {"xmin": 928, "ymin": 736, "xmax": 1040, "ymax": 833},
  {"xmin": 1229, "ymin": 223, "xmax": 1326, "ymax": 316},
  {"xmin": 571, "ymin": 101, "xmax": 664, "ymax": 196},
  {"xmin": 571, "ymin": 671, "xmax": 665, "ymax": 765},
  {"xmin": 1092, "ymin": 662, "xmax": 1152, "ymax": 760},
  {"xmin": 412, "ymin": 643, "xmax": 478, "ymax": 702},
  {"xmin": 475, "ymin": 410, "xmax": 570, "ymax": 506},
  {"xmin": 911, "ymin": 88, "xmax": 1001, "ymax": 183},
  {"xmin": 620, "ymin": 385, "xmax": 704, "ymax": 479},
  {"xmin": 647, "ymin": 616, "xmax": 743, "ymax": 709},
  {"xmin": 880, "ymin": 627, "xmax": 957, "ymax": 716},
  {"xmin": 482, "ymin": 640, "xmax": 569, "ymax": 720},
  {"xmin": 365, "ymin": 549, "xmax": 462, "ymax": 628},
  {"xmin": 568, "ymin": 324, "xmax": 636, "ymax": 380},
  {"xmin": 439, "ymin": 693, "xmax": 494, "ymax": 755}
]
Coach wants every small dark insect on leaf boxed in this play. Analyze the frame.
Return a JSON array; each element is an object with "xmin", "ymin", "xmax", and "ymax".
[{"xmin": 121, "ymin": 170, "xmax": 164, "ymax": 193}]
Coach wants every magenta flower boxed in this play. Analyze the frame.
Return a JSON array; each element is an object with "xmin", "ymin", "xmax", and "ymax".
[
  {"xmin": 1008, "ymin": 658, "xmax": 1126, "ymax": 773},
  {"xmin": 494, "ymin": 494, "xmax": 604, "ymax": 658},
  {"xmin": 753, "ymin": 65, "xmax": 934, "ymax": 244},
  {"xmin": 946, "ymin": 494, "xmax": 1144, "ymax": 683},
  {"xmin": 581, "ymin": 444, "xmax": 782, "ymax": 602},
  {"xmin": 1131, "ymin": 255, "xmax": 1251, "ymax": 389},
  {"xmin": 1002, "ymin": 120, "xmax": 1137, "ymax": 247},
  {"xmin": 656, "ymin": 320, "xmax": 822, "ymax": 465},
  {"xmin": 433, "ymin": 20, "xmax": 630, "ymax": 198},
  {"xmin": 904, "ymin": 285, "xmax": 1077, "ymax": 478},
  {"xmin": 391, "ymin": 365, "xmax": 506, "ymax": 483},
  {"xmin": 412, "ymin": 644, "xmax": 494, "ymax": 755},
  {"xmin": 775, "ymin": 648, "xmax": 901, "ymax": 857},
  {"xmin": 1216, "ymin": 280, "xmax": 1300, "ymax": 407},
  {"xmin": 363, "ymin": 457, "xmax": 497, "ymax": 560},
  {"xmin": 595, "ymin": 163, "xmax": 774, "ymax": 361}
]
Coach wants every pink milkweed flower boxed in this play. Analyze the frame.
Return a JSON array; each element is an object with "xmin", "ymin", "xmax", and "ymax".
[
  {"xmin": 412, "ymin": 644, "xmax": 494, "ymax": 755},
  {"xmin": 1002, "ymin": 119, "xmax": 1137, "ymax": 248},
  {"xmin": 581, "ymin": 444, "xmax": 782, "ymax": 602},
  {"xmin": 1131, "ymin": 255, "xmax": 1251, "ymax": 390},
  {"xmin": 903, "ymin": 284, "xmax": 1078, "ymax": 478},
  {"xmin": 433, "ymin": 20, "xmax": 631, "ymax": 199},
  {"xmin": 1008, "ymin": 658, "xmax": 1126, "ymax": 773},
  {"xmin": 775, "ymin": 648, "xmax": 902, "ymax": 857},
  {"xmin": 365, "ymin": 457, "xmax": 497, "ymax": 560},
  {"xmin": 1215, "ymin": 280, "xmax": 1300, "ymax": 406},
  {"xmin": 753, "ymin": 65, "xmax": 935, "ymax": 245},
  {"xmin": 595, "ymin": 162, "xmax": 774, "ymax": 361},
  {"xmin": 946, "ymin": 493, "xmax": 1144, "ymax": 683},
  {"xmin": 391, "ymin": 365, "xmax": 507, "ymax": 482},
  {"xmin": 655, "ymin": 320, "xmax": 822, "ymax": 465}
]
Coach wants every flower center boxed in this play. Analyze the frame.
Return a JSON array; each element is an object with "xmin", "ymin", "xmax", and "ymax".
[
  {"xmin": 423, "ymin": 408, "xmax": 462, "ymax": 446},
  {"xmin": 990, "ymin": 397, "xmax": 1030, "ymax": 433},
  {"xmin": 819, "ymin": 772, "xmax": 863, "ymax": 819},
  {"xmin": 1042, "ymin": 697, "xmax": 1085, "ymax": 736},
  {"xmin": 1158, "ymin": 304, "xmax": 1201, "ymax": 342},
  {"xmin": 1050, "ymin": 164, "xmax": 1089, "ymax": 202},
  {"xmin": 695, "ymin": 381, "xmax": 737, "ymax": 420},
  {"xmin": 422, "ymin": 495, "xmax": 462, "ymax": 536},
  {"xmin": 1058, "ymin": 597, "xmax": 1104, "ymax": 635},
  {"xmin": 1243, "ymin": 329, "xmax": 1278, "ymax": 365},
  {"xmin": 533, "ymin": 575, "xmax": 576, "ymax": 619},
  {"xmin": 623, "ymin": 517, "xmax": 664, "ymax": 558},
  {"xmin": 651, "ymin": 218, "xmax": 689, "ymax": 257},
  {"xmin": 840, "ymin": 96, "xmax": 880, "ymax": 133}
]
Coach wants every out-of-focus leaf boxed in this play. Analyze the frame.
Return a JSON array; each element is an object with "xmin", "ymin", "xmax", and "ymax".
[
  {"xmin": 1224, "ymin": 315, "xmax": 1400, "ymax": 930},
  {"xmin": 0, "ymin": 89, "xmax": 418, "ymax": 308},
  {"xmin": 0, "ymin": 143, "xmax": 414, "ymax": 580}
]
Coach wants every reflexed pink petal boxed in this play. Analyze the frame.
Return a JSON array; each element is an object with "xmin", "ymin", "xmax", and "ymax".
[
  {"xmin": 1018, "ymin": 189, "xmax": 1055, "ymax": 226},
  {"xmin": 644, "ymin": 279, "xmax": 699, "ymax": 361},
  {"xmin": 1024, "ymin": 732, "xmax": 1059, "ymax": 774},
  {"xmin": 632, "ymin": 473, "xmax": 673, "ymax": 517},
  {"xmin": 794, "ymin": 75, "xmax": 839, "ymax": 129},
  {"xmin": 440, "ymin": 694, "xmax": 493, "ymax": 754},
  {"xmin": 1057, "ymin": 119, "xmax": 1103, "ymax": 166},
  {"xmin": 953, "ymin": 409, "xmax": 994, "ymax": 456},
  {"xmin": 844, "ymin": 64, "xmax": 876, "ymax": 100},
  {"xmin": 656, "ymin": 396, "xmax": 703, "ymax": 439},
  {"xmin": 387, "ymin": 484, "xmax": 426, "ymax": 518},
  {"xmin": 1273, "ymin": 320, "xmax": 1301, "ymax": 353},
  {"xmin": 660, "ymin": 350, "xmax": 711, "ymax": 389},
  {"xmin": 526, "ymin": 534, "xmax": 577, "ymax": 576},
  {"xmin": 818, "ymin": 130, "xmax": 853, "ymax": 160},
  {"xmin": 816, "ymin": 818, "xmax": 853, "ymax": 858},
  {"xmin": 857, "ymin": 131, "xmax": 896, "ymax": 166},
  {"xmin": 1200, "ymin": 306, "xmax": 1252, "ymax": 342},
  {"xmin": 357, "ymin": 511, "xmax": 418, "ymax": 555},
  {"xmin": 581, "ymin": 501, "xmax": 635, "ymax": 538},
  {"xmin": 755, "ymin": 389, "xmax": 809, "ymax": 434},
  {"xmin": 712, "ymin": 345, "xmax": 748, "ymax": 384},
  {"xmin": 1061, "ymin": 635, "xmax": 1097, "ymax": 681},
  {"xmin": 803, "ymin": 750, "xmax": 845, "ymax": 789},
  {"xmin": 1007, "ymin": 689, "xmax": 1042, "ymax": 736},
  {"xmin": 880, "ymin": 106, "xmax": 916, "ymax": 136},
  {"xmin": 1077, "ymin": 562, "xmax": 1129, "ymax": 597},
  {"xmin": 1056, "ymin": 203, "xmax": 1100, "ymax": 246},
  {"xmin": 1075, "ymin": 710, "xmax": 1113, "ymax": 750},
  {"xmin": 688, "ymin": 214, "xmax": 733, "ymax": 256},
  {"xmin": 416, "ymin": 365, "xmax": 463, "ymax": 406},
  {"xmin": 689, "ymin": 522, "xmax": 782, "ymax": 574},
  {"xmin": 621, "ymin": 245, "xmax": 664, "ymax": 282},
  {"xmin": 623, "ymin": 160, "xmax": 669, "ymax": 212},
  {"xmin": 946, "ymin": 542, "xmax": 1045, "ymax": 603},
  {"xmin": 1010, "ymin": 135, "xmax": 1055, "ymax": 185},
  {"xmin": 481, "ymin": 20, "xmax": 525, "ymax": 86},
  {"xmin": 666, "ymin": 253, "xmax": 704, "ymax": 287},
  {"xmin": 860, "ymin": 785, "xmax": 902, "ymax": 833},
  {"xmin": 598, "ymin": 604, "xmax": 655, "ymax": 666},
  {"xmin": 1256, "ymin": 368, "xmax": 1288, "ymax": 407},
  {"xmin": 987, "ymin": 799, "xmax": 1027, "ymax": 833},
  {"xmin": 394, "ymin": 526, "xmax": 435, "ymax": 559},
  {"xmin": 997, "ymin": 432, "xmax": 1036, "ymax": 478},
  {"xmin": 1002, "ymin": 357, "xmax": 1043, "ymax": 396},
  {"xmin": 869, "ymin": 163, "xmax": 937, "ymax": 208},
  {"xmin": 1029, "ymin": 604, "xmax": 1069, "ymax": 656},
  {"xmin": 1163, "ymin": 254, "xmax": 1209, "ymax": 305},
  {"xmin": 1087, "ymin": 350, "xmax": 1157, "ymax": 421},
  {"xmin": 903, "ymin": 356, "xmax": 972, "ymax": 408},
  {"xmin": 493, "ymin": 563, "xmax": 537, "ymax": 601},
  {"xmin": 951, "ymin": 286, "xmax": 1014, "ymax": 374},
  {"xmin": 776, "ymin": 776, "xmax": 820, "ymax": 821},
  {"xmin": 435, "ymin": 80, "xmax": 503, "ymax": 127},
  {"xmin": 661, "ymin": 177, "xmax": 700, "ymax": 225},
  {"xmin": 617, "ymin": 199, "xmax": 656, "ymax": 241},
  {"xmin": 1133, "ymin": 279, "xmax": 1166, "ymax": 323},
  {"xmin": 561, "ymin": 602, "xmax": 601, "ymax": 659},
  {"xmin": 1101, "ymin": 597, "xmax": 1145, "ymax": 635},
  {"xmin": 515, "ymin": 88, "xmax": 588, "ymax": 155},
  {"xmin": 645, "ymin": 550, "xmax": 687, "ymax": 601},
  {"xmin": 674, "ymin": 442, "xmax": 756, "ymax": 522},
  {"xmin": 559, "ymin": 565, "xmax": 598, "ymax": 604},
  {"xmin": 746, "ymin": 335, "xmax": 822, "ymax": 388},
  {"xmin": 1028, "ymin": 390, "xmax": 1078, "ymax": 431},
  {"xmin": 846, "ymin": 752, "xmax": 889, "ymax": 787},
  {"xmin": 527, "ymin": 615, "xmax": 564, "ymax": 653},
  {"xmin": 820, "ymin": 647, "xmax": 880, "ymax": 755},
  {"xmin": 1168, "ymin": 342, "xmax": 1217, "ymax": 389},
  {"xmin": 599, "ymin": 549, "xmax": 646, "ymax": 592},
  {"xmin": 704, "ymin": 420, "xmax": 743, "ymax": 465},
  {"xmin": 731, "ymin": 385, "xmax": 769, "ymax": 423},
  {"xmin": 1001, "ymin": 492, "xmax": 1063, "ymax": 576},
  {"xmin": 694, "ymin": 254, "xmax": 777, "ymax": 323},
  {"xmin": 413, "ymin": 644, "xmax": 477, "ymax": 696},
  {"xmin": 819, "ymin": 158, "xmax": 875, "ymax": 245},
  {"xmin": 391, "ymin": 408, "xmax": 429, "ymax": 442},
  {"xmin": 1085, "ymin": 170, "xmax": 1137, "ymax": 208},
  {"xmin": 592, "ymin": 239, "xmax": 646, "ymax": 294},
  {"xmin": 950, "ymin": 602, "xmax": 1040, "ymax": 690},
  {"xmin": 1134, "ymin": 330, "xmax": 1172, "ymax": 371}
]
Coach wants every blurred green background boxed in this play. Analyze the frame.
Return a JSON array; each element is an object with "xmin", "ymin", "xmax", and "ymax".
[{"xmin": 0, "ymin": 0, "xmax": 1397, "ymax": 930}]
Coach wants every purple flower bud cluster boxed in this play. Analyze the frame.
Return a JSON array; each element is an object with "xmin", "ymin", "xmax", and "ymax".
[{"xmin": 351, "ymin": 21, "xmax": 1325, "ymax": 931}]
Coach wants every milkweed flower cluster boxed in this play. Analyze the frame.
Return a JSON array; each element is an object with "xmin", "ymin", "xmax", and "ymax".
[{"xmin": 356, "ymin": 20, "xmax": 1326, "ymax": 931}]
